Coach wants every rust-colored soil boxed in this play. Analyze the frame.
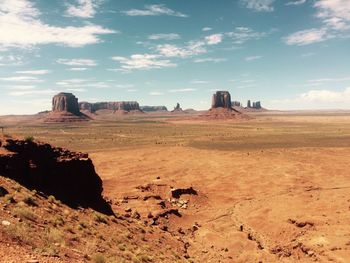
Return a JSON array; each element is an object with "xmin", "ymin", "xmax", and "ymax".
[{"xmin": 1, "ymin": 112, "xmax": 350, "ymax": 262}]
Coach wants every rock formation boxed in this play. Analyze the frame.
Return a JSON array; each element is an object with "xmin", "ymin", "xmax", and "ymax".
[
  {"xmin": 45, "ymin": 92, "xmax": 89, "ymax": 122},
  {"xmin": 0, "ymin": 137, "xmax": 112, "ymax": 214},
  {"xmin": 201, "ymin": 91, "xmax": 247, "ymax": 120},
  {"xmin": 171, "ymin": 103, "xmax": 183, "ymax": 113},
  {"xmin": 232, "ymin": 101, "xmax": 241, "ymax": 107},
  {"xmin": 52, "ymin": 92, "xmax": 80, "ymax": 115},
  {"xmin": 211, "ymin": 91, "xmax": 232, "ymax": 109},
  {"xmin": 247, "ymin": 100, "xmax": 251, "ymax": 108},
  {"xmin": 79, "ymin": 101, "xmax": 142, "ymax": 114},
  {"xmin": 140, "ymin": 106, "xmax": 168, "ymax": 112},
  {"xmin": 246, "ymin": 100, "xmax": 263, "ymax": 110}
]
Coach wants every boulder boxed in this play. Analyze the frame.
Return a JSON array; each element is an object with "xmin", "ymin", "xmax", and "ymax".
[{"xmin": 211, "ymin": 91, "xmax": 232, "ymax": 109}]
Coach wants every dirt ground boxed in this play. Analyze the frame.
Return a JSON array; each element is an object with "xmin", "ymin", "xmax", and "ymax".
[{"xmin": 2, "ymin": 112, "xmax": 350, "ymax": 262}]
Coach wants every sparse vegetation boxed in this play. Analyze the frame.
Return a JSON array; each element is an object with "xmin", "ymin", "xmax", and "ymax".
[
  {"xmin": 13, "ymin": 207, "xmax": 36, "ymax": 221},
  {"xmin": 92, "ymin": 253, "xmax": 106, "ymax": 263},
  {"xmin": 24, "ymin": 135, "xmax": 34, "ymax": 142}
]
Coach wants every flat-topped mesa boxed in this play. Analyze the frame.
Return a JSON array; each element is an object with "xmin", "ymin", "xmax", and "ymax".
[
  {"xmin": 52, "ymin": 92, "xmax": 80, "ymax": 115},
  {"xmin": 211, "ymin": 91, "xmax": 232, "ymax": 109},
  {"xmin": 140, "ymin": 106, "xmax": 168, "ymax": 112},
  {"xmin": 79, "ymin": 101, "xmax": 141, "ymax": 113}
]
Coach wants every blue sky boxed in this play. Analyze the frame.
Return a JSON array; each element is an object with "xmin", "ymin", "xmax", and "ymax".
[{"xmin": 0, "ymin": 0, "xmax": 350, "ymax": 114}]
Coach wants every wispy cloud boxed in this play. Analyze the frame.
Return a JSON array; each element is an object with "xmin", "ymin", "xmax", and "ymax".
[
  {"xmin": 0, "ymin": 0, "xmax": 115, "ymax": 49},
  {"xmin": 240, "ymin": 0, "xmax": 276, "ymax": 12},
  {"xmin": 155, "ymin": 41, "xmax": 207, "ymax": 58},
  {"xmin": 15, "ymin": 70, "xmax": 50, "ymax": 75},
  {"xmin": 194, "ymin": 57, "xmax": 227, "ymax": 63},
  {"xmin": 67, "ymin": 67, "xmax": 89, "ymax": 71},
  {"xmin": 148, "ymin": 33, "xmax": 181, "ymax": 40},
  {"xmin": 226, "ymin": 27, "xmax": 267, "ymax": 45},
  {"xmin": 8, "ymin": 88, "xmax": 57, "ymax": 96},
  {"xmin": 66, "ymin": 0, "xmax": 101, "ymax": 18},
  {"xmin": 149, "ymin": 91, "xmax": 164, "ymax": 96},
  {"xmin": 284, "ymin": 28, "xmax": 329, "ymax": 45},
  {"xmin": 245, "ymin": 55, "xmax": 263, "ymax": 61},
  {"xmin": 56, "ymin": 59, "xmax": 97, "ymax": 66},
  {"xmin": 169, "ymin": 88, "xmax": 196, "ymax": 93},
  {"xmin": 0, "ymin": 76, "xmax": 43, "ymax": 82},
  {"xmin": 202, "ymin": 27, "xmax": 212, "ymax": 32},
  {"xmin": 190, "ymin": 80, "xmax": 210, "ymax": 84},
  {"xmin": 286, "ymin": 0, "xmax": 306, "ymax": 6},
  {"xmin": 111, "ymin": 54, "xmax": 177, "ymax": 71},
  {"xmin": 123, "ymin": 4, "xmax": 188, "ymax": 17},
  {"xmin": 205, "ymin": 34, "xmax": 223, "ymax": 45}
]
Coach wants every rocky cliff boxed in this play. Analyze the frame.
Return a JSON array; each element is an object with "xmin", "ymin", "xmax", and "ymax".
[
  {"xmin": 0, "ymin": 137, "xmax": 111, "ymax": 214},
  {"xmin": 171, "ymin": 103, "xmax": 183, "ymax": 113}
]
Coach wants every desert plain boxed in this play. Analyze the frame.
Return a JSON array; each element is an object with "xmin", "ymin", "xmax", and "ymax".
[{"xmin": 1, "ymin": 111, "xmax": 350, "ymax": 262}]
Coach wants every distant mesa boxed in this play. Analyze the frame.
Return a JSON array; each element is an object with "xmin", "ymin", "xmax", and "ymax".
[
  {"xmin": 201, "ymin": 91, "xmax": 246, "ymax": 120},
  {"xmin": 212, "ymin": 90, "xmax": 232, "ymax": 109},
  {"xmin": 171, "ymin": 103, "xmax": 183, "ymax": 113},
  {"xmin": 45, "ymin": 92, "xmax": 90, "ymax": 123},
  {"xmin": 140, "ymin": 106, "xmax": 168, "ymax": 112},
  {"xmin": 235, "ymin": 100, "xmax": 266, "ymax": 112},
  {"xmin": 79, "ymin": 101, "xmax": 143, "ymax": 115}
]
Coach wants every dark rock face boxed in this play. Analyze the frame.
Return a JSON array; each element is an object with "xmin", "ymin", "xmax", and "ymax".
[
  {"xmin": 211, "ymin": 91, "xmax": 232, "ymax": 109},
  {"xmin": 0, "ymin": 138, "xmax": 112, "ymax": 214},
  {"xmin": 247, "ymin": 100, "xmax": 262, "ymax": 109},
  {"xmin": 232, "ymin": 101, "xmax": 241, "ymax": 107},
  {"xmin": 79, "ymin": 101, "xmax": 141, "ymax": 113},
  {"xmin": 247, "ymin": 100, "xmax": 251, "ymax": 108},
  {"xmin": 140, "ymin": 106, "xmax": 168, "ymax": 112},
  {"xmin": 52, "ymin": 93, "xmax": 80, "ymax": 115},
  {"xmin": 171, "ymin": 103, "xmax": 183, "ymax": 112}
]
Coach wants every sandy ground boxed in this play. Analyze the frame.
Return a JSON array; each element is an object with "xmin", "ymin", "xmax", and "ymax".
[{"xmin": 2, "ymin": 112, "xmax": 350, "ymax": 262}]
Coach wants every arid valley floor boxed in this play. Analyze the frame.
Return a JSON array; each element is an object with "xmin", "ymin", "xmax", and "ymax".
[{"xmin": 1, "ymin": 111, "xmax": 350, "ymax": 262}]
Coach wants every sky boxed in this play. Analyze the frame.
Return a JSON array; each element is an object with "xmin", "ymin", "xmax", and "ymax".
[{"xmin": 0, "ymin": 0, "xmax": 350, "ymax": 115}]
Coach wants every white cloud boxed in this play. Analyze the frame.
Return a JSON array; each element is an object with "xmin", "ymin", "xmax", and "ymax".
[
  {"xmin": 284, "ymin": 28, "xmax": 329, "ymax": 45},
  {"xmin": 66, "ymin": 0, "xmax": 101, "ymax": 18},
  {"xmin": 0, "ymin": 55, "xmax": 23, "ymax": 66},
  {"xmin": 0, "ymin": 0, "xmax": 115, "ymax": 49},
  {"xmin": 205, "ymin": 34, "xmax": 223, "ymax": 45},
  {"xmin": 15, "ymin": 69, "xmax": 50, "ymax": 75},
  {"xmin": 148, "ymin": 33, "xmax": 180, "ymax": 40},
  {"xmin": 190, "ymin": 80, "xmax": 210, "ymax": 84},
  {"xmin": 66, "ymin": 88, "xmax": 87, "ymax": 92},
  {"xmin": 241, "ymin": 0, "xmax": 275, "ymax": 12},
  {"xmin": 156, "ymin": 41, "xmax": 206, "ymax": 58},
  {"xmin": 149, "ymin": 91, "xmax": 164, "ymax": 96},
  {"xmin": 169, "ymin": 88, "xmax": 196, "ymax": 93},
  {"xmin": 308, "ymin": 77, "xmax": 350, "ymax": 83},
  {"xmin": 0, "ymin": 76, "xmax": 43, "ymax": 82},
  {"xmin": 194, "ymin": 57, "xmax": 227, "ymax": 63},
  {"xmin": 226, "ymin": 27, "xmax": 267, "ymax": 44},
  {"xmin": 111, "ymin": 54, "xmax": 177, "ymax": 71},
  {"xmin": 8, "ymin": 88, "xmax": 57, "ymax": 96},
  {"xmin": 245, "ymin": 55, "xmax": 263, "ymax": 61},
  {"xmin": 56, "ymin": 58, "xmax": 97, "ymax": 66},
  {"xmin": 123, "ymin": 4, "xmax": 188, "ymax": 17},
  {"xmin": 315, "ymin": 0, "xmax": 350, "ymax": 26},
  {"xmin": 68, "ymin": 67, "xmax": 88, "ymax": 71},
  {"xmin": 202, "ymin": 27, "xmax": 212, "ymax": 32},
  {"xmin": 286, "ymin": 0, "xmax": 306, "ymax": 6}
]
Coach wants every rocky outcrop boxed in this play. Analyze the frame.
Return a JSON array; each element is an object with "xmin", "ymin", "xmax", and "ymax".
[
  {"xmin": 247, "ymin": 100, "xmax": 251, "ymax": 108},
  {"xmin": 171, "ymin": 103, "xmax": 183, "ymax": 113},
  {"xmin": 0, "ymin": 137, "xmax": 112, "ymax": 214},
  {"xmin": 211, "ymin": 91, "xmax": 232, "ymax": 109},
  {"xmin": 79, "ymin": 101, "xmax": 142, "ymax": 113},
  {"xmin": 45, "ymin": 93, "xmax": 89, "ymax": 122},
  {"xmin": 252, "ymin": 101, "xmax": 262, "ymax": 109},
  {"xmin": 140, "ymin": 106, "xmax": 168, "ymax": 112},
  {"xmin": 232, "ymin": 101, "xmax": 241, "ymax": 107}
]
